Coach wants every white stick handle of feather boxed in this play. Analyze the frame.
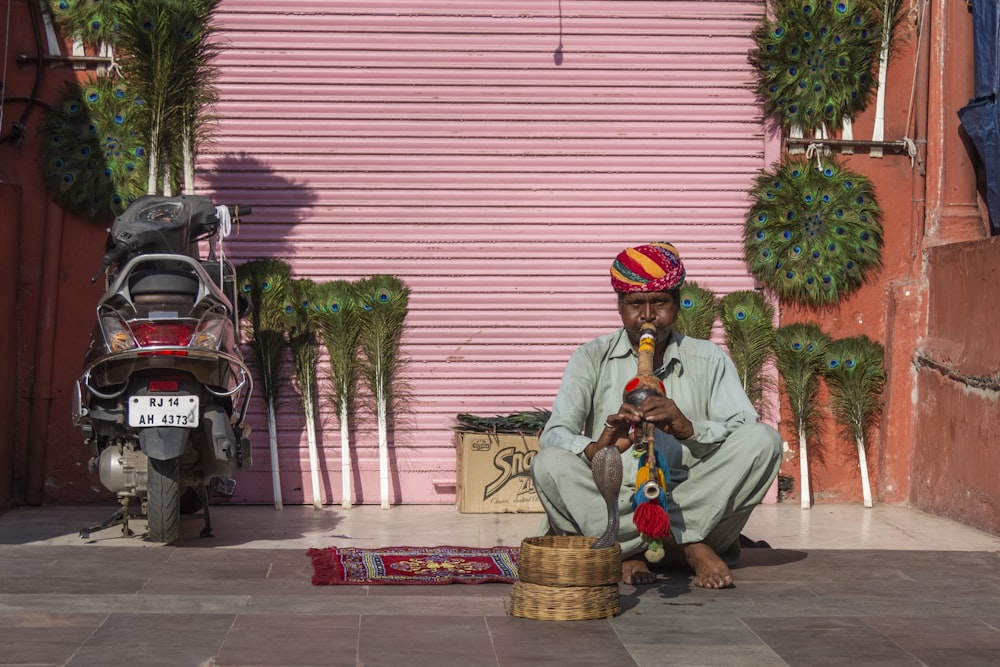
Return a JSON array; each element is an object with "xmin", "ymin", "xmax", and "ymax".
[
  {"xmin": 305, "ymin": 412, "xmax": 322, "ymax": 510},
  {"xmin": 870, "ymin": 14, "xmax": 892, "ymax": 158},
  {"xmin": 267, "ymin": 399, "xmax": 283, "ymax": 510},
  {"xmin": 340, "ymin": 404, "xmax": 352, "ymax": 509},
  {"xmin": 378, "ymin": 396, "xmax": 390, "ymax": 509},
  {"xmin": 799, "ymin": 427, "xmax": 810, "ymax": 510},
  {"xmin": 840, "ymin": 118, "xmax": 854, "ymax": 154}
]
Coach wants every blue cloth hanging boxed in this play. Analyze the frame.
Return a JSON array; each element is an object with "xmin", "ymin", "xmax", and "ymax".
[{"xmin": 957, "ymin": 0, "xmax": 1000, "ymax": 236}]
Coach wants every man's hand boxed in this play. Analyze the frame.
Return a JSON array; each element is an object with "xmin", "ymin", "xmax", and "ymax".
[
  {"xmin": 585, "ymin": 396, "xmax": 694, "ymax": 461},
  {"xmin": 638, "ymin": 395, "xmax": 694, "ymax": 440}
]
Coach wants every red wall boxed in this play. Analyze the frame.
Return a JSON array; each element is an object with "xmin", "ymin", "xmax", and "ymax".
[{"xmin": 910, "ymin": 237, "xmax": 1000, "ymax": 533}]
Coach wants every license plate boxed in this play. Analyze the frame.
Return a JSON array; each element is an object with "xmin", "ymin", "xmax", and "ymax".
[{"xmin": 128, "ymin": 395, "xmax": 199, "ymax": 427}]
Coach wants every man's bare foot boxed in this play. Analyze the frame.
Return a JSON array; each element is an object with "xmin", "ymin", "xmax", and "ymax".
[
  {"xmin": 683, "ymin": 542, "xmax": 734, "ymax": 589},
  {"xmin": 621, "ymin": 558, "xmax": 657, "ymax": 585}
]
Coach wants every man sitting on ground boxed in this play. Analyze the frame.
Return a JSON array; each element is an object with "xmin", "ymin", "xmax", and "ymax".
[{"xmin": 531, "ymin": 242, "xmax": 781, "ymax": 588}]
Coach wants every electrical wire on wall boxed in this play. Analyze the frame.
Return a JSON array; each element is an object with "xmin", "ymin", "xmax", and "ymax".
[{"xmin": 0, "ymin": 0, "xmax": 47, "ymax": 146}]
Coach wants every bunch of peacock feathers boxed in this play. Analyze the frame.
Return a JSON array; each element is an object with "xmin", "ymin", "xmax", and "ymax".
[
  {"xmin": 37, "ymin": 75, "xmax": 146, "ymax": 222},
  {"xmin": 48, "ymin": 0, "xmax": 120, "ymax": 49},
  {"xmin": 823, "ymin": 335, "xmax": 885, "ymax": 507},
  {"xmin": 719, "ymin": 290, "xmax": 776, "ymax": 419},
  {"xmin": 773, "ymin": 322, "xmax": 830, "ymax": 509},
  {"xmin": 237, "ymin": 258, "xmax": 292, "ymax": 510},
  {"xmin": 674, "ymin": 281, "xmax": 718, "ymax": 340},
  {"xmin": 356, "ymin": 275, "xmax": 411, "ymax": 509},
  {"xmin": 112, "ymin": 0, "xmax": 221, "ymax": 195},
  {"xmin": 454, "ymin": 410, "xmax": 552, "ymax": 436},
  {"xmin": 311, "ymin": 279, "xmax": 363, "ymax": 509},
  {"xmin": 747, "ymin": 0, "xmax": 905, "ymax": 135},
  {"xmin": 744, "ymin": 156, "xmax": 883, "ymax": 307}
]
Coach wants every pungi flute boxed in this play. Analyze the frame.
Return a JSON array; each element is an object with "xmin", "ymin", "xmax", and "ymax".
[{"xmin": 624, "ymin": 322, "xmax": 672, "ymax": 561}]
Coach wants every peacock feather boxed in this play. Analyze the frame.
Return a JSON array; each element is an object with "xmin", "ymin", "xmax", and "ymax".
[
  {"xmin": 823, "ymin": 335, "xmax": 885, "ymax": 507},
  {"xmin": 674, "ymin": 281, "xmax": 718, "ymax": 340},
  {"xmin": 719, "ymin": 290, "xmax": 776, "ymax": 418},
  {"xmin": 744, "ymin": 156, "xmax": 883, "ymax": 307},
  {"xmin": 748, "ymin": 0, "xmax": 893, "ymax": 135},
  {"xmin": 311, "ymin": 279, "xmax": 363, "ymax": 508},
  {"xmin": 236, "ymin": 258, "xmax": 292, "ymax": 509},
  {"xmin": 37, "ymin": 75, "xmax": 146, "ymax": 222},
  {"xmin": 112, "ymin": 0, "xmax": 221, "ymax": 195},
  {"xmin": 48, "ymin": 0, "xmax": 120, "ymax": 48},
  {"xmin": 773, "ymin": 321, "xmax": 830, "ymax": 508},
  {"xmin": 356, "ymin": 274, "xmax": 411, "ymax": 509}
]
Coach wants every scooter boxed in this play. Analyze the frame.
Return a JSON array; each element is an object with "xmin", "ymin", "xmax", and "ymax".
[{"xmin": 71, "ymin": 194, "xmax": 253, "ymax": 543}]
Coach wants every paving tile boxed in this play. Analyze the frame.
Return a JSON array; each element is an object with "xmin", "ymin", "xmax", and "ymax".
[
  {"xmin": 358, "ymin": 614, "xmax": 496, "ymax": 667},
  {"xmin": 216, "ymin": 614, "xmax": 361, "ymax": 666},
  {"xmin": 489, "ymin": 615, "xmax": 637, "ymax": 666},
  {"xmin": 0, "ymin": 612, "xmax": 106, "ymax": 666},
  {"xmin": 743, "ymin": 616, "xmax": 923, "ymax": 667},
  {"xmin": 865, "ymin": 616, "xmax": 1000, "ymax": 651},
  {"xmin": 627, "ymin": 643, "xmax": 788, "ymax": 667},
  {"xmin": 67, "ymin": 612, "xmax": 235, "ymax": 667},
  {"xmin": 910, "ymin": 647, "xmax": 1000, "ymax": 667}
]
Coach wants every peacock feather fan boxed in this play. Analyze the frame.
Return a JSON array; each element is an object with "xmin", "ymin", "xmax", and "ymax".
[
  {"xmin": 236, "ymin": 258, "xmax": 292, "ymax": 509},
  {"xmin": 719, "ymin": 290, "xmax": 776, "ymax": 418},
  {"xmin": 38, "ymin": 75, "xmax": 147, "ymax": 222},
  {"xmin": 311, "ymin": 279, "xmax": 363, "ymax": 508},
  {"xmin": 356, "ymin": 274, "xmax": 411, "ymax": 509},
  {"xmin": 48, "ymin": 0, "xmax": 120, "ymax": 48},
  {"xmin": 744, "ymin": 156, "xmax": 883, "ymax": 307},
  {"xmin": 823, "ymin": 335, "xmax": 885, "ymax": 506},
  {"xmin": 112, "ymin": 0, "xmax": 221, "ymax": 195},
  {"xmin": 284, "ymin": 277, "xmax": 325, "ymax": 508},
  {"xmin": 674, "ymin": 281, "xmax": 718, "ymax": 340},
  {"xmin": 774, "ymin": 321, "xmax": 830, "ymax": 508},
  {"xmin": 748, "ymin": 0, "xmax": 894, "ymax": 135}
]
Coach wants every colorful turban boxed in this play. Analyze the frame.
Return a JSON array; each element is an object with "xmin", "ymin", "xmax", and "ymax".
[{"xmin": 610, "ymin": 242, "xmax": 686, "ymax": 293}]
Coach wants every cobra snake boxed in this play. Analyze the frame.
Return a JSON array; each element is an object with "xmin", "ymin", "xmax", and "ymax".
[{"xmin": 590, "ymin": 444, "xmax": 623, "ymax": 549}]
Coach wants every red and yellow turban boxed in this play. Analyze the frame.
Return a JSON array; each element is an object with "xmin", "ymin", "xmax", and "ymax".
[{"xmin": 610, "ymin": 242, "xmax": 686, "ymax": 293}]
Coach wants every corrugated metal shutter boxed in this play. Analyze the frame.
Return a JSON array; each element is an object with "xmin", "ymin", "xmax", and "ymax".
[{"xmin": 201, "ymin": 0, "xmax": 766, "ymax": 505}]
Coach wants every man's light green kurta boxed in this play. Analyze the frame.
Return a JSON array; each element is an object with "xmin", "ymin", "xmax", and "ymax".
[{"xmin": 533, "ymin": 328, "xmax": 781, "ymax": 559}]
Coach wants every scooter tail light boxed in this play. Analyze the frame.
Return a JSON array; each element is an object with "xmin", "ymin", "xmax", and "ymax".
[
  {"xmin": 190, "ymin": 316, "xmax": 226, "ymax": 351},
  {"xmin": 130, "ymin": 321, "xmax": 196, "ymax": 347},
  {"xmin": 102, "ymin": 315, "xmax": 136, "ymax": 352}
]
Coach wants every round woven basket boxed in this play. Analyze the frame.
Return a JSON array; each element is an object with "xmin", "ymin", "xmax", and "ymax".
[
  {"xmin": 509, "ymin": 581, "xmax": 621, "ymax": 621},
  {"xmin": 509, "ymin": 535, "xmax": 622, "ymax": 621},
  {"xmin": 516, "ymin": 535, "xmax": 621, "ymax": 587}
]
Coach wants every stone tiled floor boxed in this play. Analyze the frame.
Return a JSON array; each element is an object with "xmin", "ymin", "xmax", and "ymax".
[{"xmin": 1, "ymin": 503, "xmax": 999, "ymax": 666}]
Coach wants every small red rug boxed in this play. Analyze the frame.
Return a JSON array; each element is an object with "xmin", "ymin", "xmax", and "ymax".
[{"xmin": 307, "ymin": 545, "xmax": 520, "ymax": 585}]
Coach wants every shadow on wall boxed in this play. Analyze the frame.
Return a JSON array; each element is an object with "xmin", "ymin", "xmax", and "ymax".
[{"xmin": 197, "ymin": 151, "xmax": 318, "ymax": 263}]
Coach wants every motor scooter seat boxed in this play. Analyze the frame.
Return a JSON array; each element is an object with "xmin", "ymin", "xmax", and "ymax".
[{"xmin": 129, "ymin": 270, "xmax": 200, "ymax": 298}]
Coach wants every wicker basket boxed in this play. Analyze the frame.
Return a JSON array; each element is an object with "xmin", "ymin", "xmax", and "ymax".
[
  {"xmin": 509, "ymin": 535, "xmax": 622, "ymax": 621},
  {"xmin": 516, "ymin": 535, "xmax": 621, "ymax": 587},
  {"xmin": 509, "ymin": 581, "xmax": 620, "ymax": 621}
]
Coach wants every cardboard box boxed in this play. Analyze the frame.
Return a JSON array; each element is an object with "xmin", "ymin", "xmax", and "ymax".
[{"xmin": 455, "ymin": 432, "xmax": 544, "ymax": 513}]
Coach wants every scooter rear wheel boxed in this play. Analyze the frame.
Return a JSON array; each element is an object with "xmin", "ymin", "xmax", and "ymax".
[{"xmin": 147, "ymin": 457, "xmax": 181, "ymax": 543}]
